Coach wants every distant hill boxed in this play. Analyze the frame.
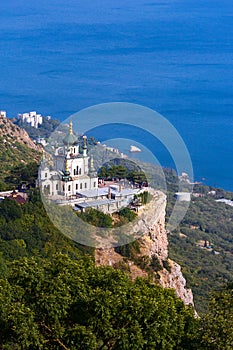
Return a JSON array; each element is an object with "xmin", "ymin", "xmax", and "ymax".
[
  {"xmin": 166, "ymin": 183, "xmax": 233, "ymax": 314},
  {"xmin": 13, "ymin": 116, "xmax": 60, "ymax": 140},
  {"xmin": 0, "ymin": 115, "xmax": 41, "ymax": 189}
]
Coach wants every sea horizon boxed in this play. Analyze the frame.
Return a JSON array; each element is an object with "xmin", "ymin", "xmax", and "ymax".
[{"xmin": 0, "ymin": 0, "xmax": 232, "ymax": 190}]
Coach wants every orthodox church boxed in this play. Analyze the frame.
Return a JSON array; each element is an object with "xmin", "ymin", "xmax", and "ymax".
[{"xmin": 39, "ymin": 120, "xmax": 98, "ymax": 198}]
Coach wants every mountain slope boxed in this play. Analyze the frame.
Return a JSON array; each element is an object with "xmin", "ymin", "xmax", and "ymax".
[
  {"xmin": 167, "ymin": 186, "xmax": 233, "ymax": 313},
  {"xmin": 0, "ymin": 115, "xmax": 41, "ymax": 188}
]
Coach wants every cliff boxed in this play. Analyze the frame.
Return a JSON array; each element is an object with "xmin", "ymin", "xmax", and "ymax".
[
  {"xmin": 95, "ymin": 190, "xmax": 194, "ymax": 307},
  {"xmin": 0, "ymin": 114, "xmax": 39, "ymax": 150}
]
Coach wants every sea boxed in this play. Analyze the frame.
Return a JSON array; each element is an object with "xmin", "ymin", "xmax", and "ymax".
[{"xmin": 0, "ymin": 0, "xmax": 232, "ymax": 190}]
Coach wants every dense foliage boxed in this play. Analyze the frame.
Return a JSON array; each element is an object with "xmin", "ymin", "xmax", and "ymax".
[
  {"xmin": 98, "ymin": 165, "xmax": 147, "ymax": 185},
  {"xmin": 5, "ymin": 161, "xmax": 39, "ymax": 188},
  {"xmin": 0, "ymin": 190, "xmax": 93, "ymax": 261},
  {"xmin": 77, "ymin": 208, "xmax": 113, "ymax": 228},
  {"xmin": 200, "ymin": 283, "xmax": 233, "ymax": 349},
  {"xmin": 0, "ymin": 253, "xmax": 199, "ymax": 350},
  {"xmin": 1, "ymin": 126, "xmax": 233, "ymax": 347},
  {"xmin": 117, "ymin": 207, "xmax": 137, "ymax": 222},
  {"xmin": 77, "ymin": 207, "xmax": 138, "ymax": 229},
  {"xmin": 1, "ymin": 251, "xmax": 233, "ymax": 349}
]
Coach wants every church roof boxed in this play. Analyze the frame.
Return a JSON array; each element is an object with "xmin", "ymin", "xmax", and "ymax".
[
  {"xmin": 63, "ymin": 120, "xmax": 78, "ymax": 145},
  {"xmin": 63, "ymin": 133, "xmax": 78, "ymax": 145}
]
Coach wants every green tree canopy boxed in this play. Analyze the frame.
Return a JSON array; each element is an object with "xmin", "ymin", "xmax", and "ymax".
[
  {"xmin": 0, "ymin": 254, "xmax": 198, "ymax": 349},
  {"xmin": 200, "ymin": 283, "xmax": 233, "ymax": 349},
  {"xmin": 0, "ymin": 198, "xmax": 23, "ymax": 222}
]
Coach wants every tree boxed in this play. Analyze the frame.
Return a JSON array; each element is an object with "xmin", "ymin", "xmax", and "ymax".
[
  {"xmin": 78, "ymin": 208, "xmax": 113, "ymax": 228},
  {"xmin": 0, "ymin": 254, "xmax": 199, "ymax": 349},
  {"xmin": 98, "ymin": 166, "xmax": 108, "ymax": 179},
  {"xmin": 127, "ymin": 171, "xmax": 147, "ymax": 185},
  {"xmin": 5, "ymin": 162, "xmax": 38, "ymax": 187},
  {"xmin": 200, "ymin": 283, "xmax": 233, "ymax": 349},
  {"xmin": 118, "ymin": 208, "xmax": 137, "ymax": 222},
  {"xmin": 0, "ymin": 198, "xmax": 23, "ymax": 222}
]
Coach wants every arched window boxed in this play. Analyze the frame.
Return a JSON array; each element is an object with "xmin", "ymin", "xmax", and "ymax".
[
  {"xmin": 68, "ymin": 185, "xmax": 71, "ymax": 191},
  {"xmin": 79, "ymin": 168, "xmax": 81, "ymax": 175},
  {"xmin": 76, "ymin": 183, "xmax": 78, "ymax": 190},
  {"xmin": 74, "ymin": 169, "xmax": 76, "ymax": 175},
  {"xmin": 85, "ymin": 182, "xmax": 87, "ymax": 189},
  {"xmin": 80, "ymin": 183, "xmax": 82, "ymax": 190},
  {"xmin": 44, "ymin": 185, "xmax": 50, "ymax": 195}
]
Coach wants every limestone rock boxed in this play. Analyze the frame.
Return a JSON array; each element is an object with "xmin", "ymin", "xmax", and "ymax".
[
  {"xmin": 95, "ymin": 189, "xmax": 194, "ymax": 307},
  {"xmin": 159, "ymin": 259, "xmax": 194, "ymax": 306},
  {"xmin": 0, "ymin": 114, "xmax": 40, "ymax": 151}
]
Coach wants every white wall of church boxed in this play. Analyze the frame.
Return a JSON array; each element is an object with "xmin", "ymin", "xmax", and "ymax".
[{"xmin": 40, "ymin": 130, "xmax": 98, "ymax": 198}]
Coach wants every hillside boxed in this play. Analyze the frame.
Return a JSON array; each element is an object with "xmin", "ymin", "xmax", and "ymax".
[
  {"xmin": 1, "ymin": 131, "xmax": 233, "ymax": 347},
  {"xmin": 95, "ymin": 162, "xmax": 233, "ymax": 314},
  {"xmin": 1, "ymin": 122, "xmax": 233, "ymax": 315},
  {"xmin": 0, "ymin": 187, "xmax": 232, "ymax": 348},
  {"xmin": 0, "ymin": 115, "xmax": 41, "ymax": 189},
  {"xmin": 166, "ymin": 183, "xmax": 233, "ymax": 313},
  {"xmin": 13, "ymin": 116, "xmax": 60, "ymax": 140}
]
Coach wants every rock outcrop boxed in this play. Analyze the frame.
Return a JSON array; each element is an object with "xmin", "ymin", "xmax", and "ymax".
[
  {"xmin": 0, "ymin": 114, "xmax": 39, "ymax": 150},
  {"xmin": 159, "ymin": 260, "xmax": 194, "ymax": 306},
  {"xmin": 95, "ymin": 189, "xmax": 194, "ymax": 307}
]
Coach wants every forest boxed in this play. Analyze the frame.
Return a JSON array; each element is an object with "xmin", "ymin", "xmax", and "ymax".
[
  {"xmin": 0, "ymin": 156, "xmax": 233, "ymax": 347},
  {"xmin": 0, "ymin": 190, "xmax": 233, "ymax": 349}
]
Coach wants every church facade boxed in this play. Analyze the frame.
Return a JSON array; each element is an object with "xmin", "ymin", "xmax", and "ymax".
[{"xmin": 39, "ymin": 120, "xmax": 98, "ymax": 198}]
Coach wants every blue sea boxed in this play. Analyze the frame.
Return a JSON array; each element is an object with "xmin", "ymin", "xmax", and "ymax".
[{"xmin": 0, "ymin": 0, "xmax": 232, "ymax": 190}]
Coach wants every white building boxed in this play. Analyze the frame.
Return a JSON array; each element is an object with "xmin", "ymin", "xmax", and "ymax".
[
  {"xmin": 39, "ymin": 120, "xmax": 98, "ymax": 198},
  {"xmin": 0, "ymin": 111, "xmax": 6, "ymax": 118},
  {"xmin": 39, "ymin": 120, "xmax": 140, "ymax": 213},
  {"xmin": 18, "ymin": 111, "xmax": 43, "ymax": 128},
  {"xmin": 175, "ymin": 192, "xmax": 191, "ymax": 202},
  {"xmin": 34, "ymin": 137, "xmax": 47, "ymax": 146}
]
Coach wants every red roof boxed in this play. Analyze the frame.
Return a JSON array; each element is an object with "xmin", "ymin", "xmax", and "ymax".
[{"xmin": 7, "ymin": 191, "xmax": 27, "ymax": 204}]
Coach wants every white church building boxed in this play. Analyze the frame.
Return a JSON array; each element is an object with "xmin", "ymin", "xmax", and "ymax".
[
  {"xmin": 39, "ymin": 120, "xmax": 98, "ymax": 198},
  {"xmin": 39, "ymin": 120, "xmax": 141, "ymax": 213}
]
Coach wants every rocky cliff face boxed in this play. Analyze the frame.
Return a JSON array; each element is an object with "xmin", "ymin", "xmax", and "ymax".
[
  {"xmin": 158, "ymin": 260, "xmax": 194, "ymax": 306},
  {"xmin": 0, "ymin": 115, "xmax": 41, "ymax": 183},
  {"xmin": 95, "ymin": 190, "xmax": 194, "ymax": 307},
  {"xmin": 0, "ymin": 114, "xmax": 39, "ymax": 150}
]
